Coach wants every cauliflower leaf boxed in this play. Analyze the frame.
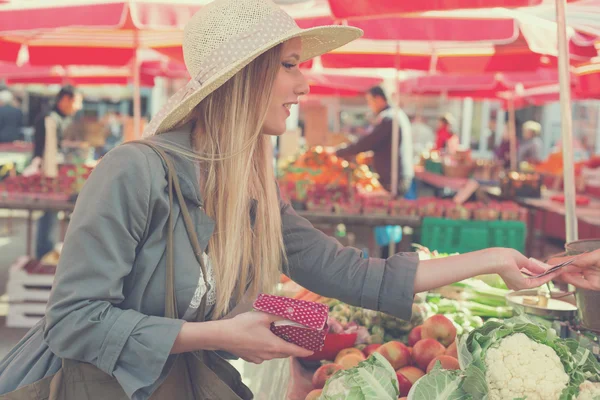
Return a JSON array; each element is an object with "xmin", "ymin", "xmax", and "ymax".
[
  {"xmin": 407, "ymin": 363, "xmax": 472, "ymax": 400},
  {"xmin": 321, "ymin": 353, "xmax": 399, "ymax": 400}
]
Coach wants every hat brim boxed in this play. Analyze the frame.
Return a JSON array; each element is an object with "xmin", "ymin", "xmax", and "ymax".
[{"xmin": 155, "ymin": 25, "xmax": 362, "ymax": 134}]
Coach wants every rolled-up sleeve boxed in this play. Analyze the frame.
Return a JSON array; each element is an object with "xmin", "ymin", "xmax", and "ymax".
[
  {"xmin": 280, "ymin": 199, "xmax": 419, "ymax": 320},
  {"xmin": 43, "ymin": 145, "xmax": 184, "ymax": 399}
]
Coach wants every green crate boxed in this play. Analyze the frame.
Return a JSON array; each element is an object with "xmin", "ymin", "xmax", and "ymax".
[
  {"xmin": 420, "ymin": 217, "xmax": 526, "ymax": 254},
  {"xmin": 488, "ymin": 220, "xmax": 527, "ymax": 253},
  {"xmin": 424, "ymin": 159, "xmax": 443, "ymax": 175}
]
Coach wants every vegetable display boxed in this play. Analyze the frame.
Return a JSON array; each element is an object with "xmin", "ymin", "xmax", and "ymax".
[
  {"xmin": 408, "ymin": 316, "xmax": 600, "ymax": 400},
  {"xmin": 320, "ymin": 352, "xmax": 400, "ymax": 400}
]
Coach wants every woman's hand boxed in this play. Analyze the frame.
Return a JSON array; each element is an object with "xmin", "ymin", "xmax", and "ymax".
[
  {"xmin": 549, "ymin": 249, "xmax": 600, "ymax": 291},
  {"xmin": 219, "ymin": 311, "xmax": 313, "ymax": 364},
  {"xmin": 491, "ymin": 248, "xmax": 561, "ymax": 290}
]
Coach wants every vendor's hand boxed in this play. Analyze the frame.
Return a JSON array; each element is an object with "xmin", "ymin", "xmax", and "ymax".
[
  {"xmin": 549, "ymin": 249, "xmax": 600, "ymax": 291},
  {"xmin": 22, "ymin": 157, "xmax": 41, "ymax": 177},
  {"xmin": 492, "ymin": 248, "xmax": 561, "ymax": 291},
  {"xmin": 220, "ymin": 311, "xmax": 313, "ymax": 364}
]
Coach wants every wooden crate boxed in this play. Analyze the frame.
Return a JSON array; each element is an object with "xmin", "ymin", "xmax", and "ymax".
[{"xmin": 6, "ymin": 257, "xmax": 55, "ymax": 328}]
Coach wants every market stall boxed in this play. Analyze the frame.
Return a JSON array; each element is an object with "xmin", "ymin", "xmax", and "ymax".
[{"xmin": 233, "ymin": 247, "xmax": 600, "ymax": 400}]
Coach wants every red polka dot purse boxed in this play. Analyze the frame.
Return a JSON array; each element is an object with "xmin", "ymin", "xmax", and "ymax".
[{"xmin": 253, "ymin": 294, "xmax": 329, "ymax": 352}]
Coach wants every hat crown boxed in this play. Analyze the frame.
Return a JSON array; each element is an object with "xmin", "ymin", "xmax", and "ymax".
[{"xmin": 183, "ymin": 0, "xmax": 289, "ymax": 78}]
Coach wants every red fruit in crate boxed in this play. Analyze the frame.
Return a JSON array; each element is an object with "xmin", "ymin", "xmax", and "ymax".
[
  {"xmin": 421, "ymin": 315, "xmax": 457, "ymax": 347},
  {"xmin": 362, "ymin": 344, "xmax": 381, "ymax": 358},
  {"xmin": 408, "ymin": 326, "xmax": 422, "ymax": 347},
  {"xmin": 426, "ymin": 355, "xmax": 460, "ymax": 373},
  {"xmin": 337, "ymin": 353, "xmax": 366, "ymax": 370},
  {"xmin": 334, "ymin": 348, "xmax": 364, "ymax": 364},
  {"xmin": 397, "ymin": 366, "xmax": 425, "ymax": 384},
  {"xmin": 312, "ymin": 364, "xmax": 343, "ymax": 389},
  {"xmin": 446, "ymin": 341, "xmax": 458, "ymax": 359},
  {"xmin": 412, "ymin": 339, "xmax": 446, "ymax": 371},
  {"xmin": 396, "ymin": 371, "xmax": 412, "ymax": 397},
  {"xmin": 375, "ymin": 341, "xmax": 411, "ymax": 370}
]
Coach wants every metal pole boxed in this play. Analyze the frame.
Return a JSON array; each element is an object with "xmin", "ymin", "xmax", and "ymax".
[
  {"xmin": 555, "ymin": 0, "xmax": 578, "ymax": 242},
  {"xmin": 508, "ymin": 95, "xmax": 517, "ymax": 171},
  {"xmin": 390, "ymin": 41, "xmax": 400, "ymax": 197},
  {"xmin": 132, "ymin": 30, "xmax": 142, "ymax": 140}
]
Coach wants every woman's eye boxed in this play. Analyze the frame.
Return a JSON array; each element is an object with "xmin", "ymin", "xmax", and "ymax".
[{"xmin": 282, "ymin": 62, "xmax": 297, "ymax": 69}]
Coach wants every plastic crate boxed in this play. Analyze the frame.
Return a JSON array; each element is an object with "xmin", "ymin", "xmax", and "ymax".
[
  {"xmin": 488, "ymin": 220, "xmax": 527, "ymax": 253},
  {"xmin": 425, "ymin": 159, "xmax": 443, "ymax": 175},
  {"xmin": 420, "ymin": 217, "xmax": 526, "ymax": 254}
]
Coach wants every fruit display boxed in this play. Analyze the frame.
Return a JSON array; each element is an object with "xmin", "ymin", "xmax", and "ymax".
[
  {"xmin": 0, "ymin": 164, "xmax": 93, "ymax": 201},
  {"xmin": 305, "ymin": 314, "xmax": 462, "ymax": 399},
  {"xmin": 277, "ymin": 146, "xmax": 388, "ymax": 212},
  {"xmin": 407, "ymin": 316, "xmax": 600, "ymax": 400}
]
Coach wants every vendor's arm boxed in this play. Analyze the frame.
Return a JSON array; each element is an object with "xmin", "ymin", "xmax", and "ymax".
[
  {"xmin": 336, "ymin": 118, "xmax": 393, "ymax": 158},
  {"xmin": 32, "ymin": 114, "xmax": 46, "ymax": 159},
  {"xmin": 281, "ymin": 198, "xmax": 558, "ymax": 320}
]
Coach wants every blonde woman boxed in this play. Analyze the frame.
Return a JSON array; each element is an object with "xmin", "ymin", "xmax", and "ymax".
[{"xmin": 0, "ymin": 1, "xmax": 559, "ymax": 399}]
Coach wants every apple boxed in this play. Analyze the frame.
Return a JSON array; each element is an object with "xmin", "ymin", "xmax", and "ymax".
[
  {"xmin": 334, "ymin": 347, "xmax": 364, "ymax": 364},
  {"xmin": 396, "ymin": 371, "xmax": 412, "ymax": 397},
  {"xmin": 362, "ymin": 343, "xmax": 381, "ymax": 358},
  {"xmin": 427, "ymin": 355, "xmax": 460, "ymax": 373},
  {"xmin": 337, "ymin": 353, "xmax": 366, "ymax": 370},
  {"xmin": 412, "ymin": 339, "xmax": 446, "ymax": 371},
  {"xmin": 408, "ymin": 325, "xmax": 423, "ymax": 347},
  {"xmin": 375, "ymin": 341, "xmax": 411, "ymax": 370},
  {"xmin": 397, "ymin": 366, "xmax": 426, "ymax": 385},
  {"xmin": 312, "ymin": 364, "xmax": 343, "ymax": 389},
  {"xmin": 446, "ymin": 341, "xmax": 458, "ymax": 359},
  {"xmin": 305, "ymin": 389, "xmax": 323, "ymax": 400},
  {"xmin": 421, "ymin": 315, "xmax": 457, "ymax": 347}
]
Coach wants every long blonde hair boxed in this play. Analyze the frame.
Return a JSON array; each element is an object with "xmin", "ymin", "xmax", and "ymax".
[{"xmin": 161, "ymin": 45, "xmax": 286, "ymax": 317}]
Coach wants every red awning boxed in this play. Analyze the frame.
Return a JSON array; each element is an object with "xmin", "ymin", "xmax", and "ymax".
[{"xmin": 326, "ymin": 0, "xmax": 574, "ymax": 19}]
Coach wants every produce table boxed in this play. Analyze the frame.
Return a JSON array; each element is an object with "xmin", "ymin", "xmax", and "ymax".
[
  {"xmin": 487, "ymin": 187, "xmax": 600, "ymax": 255},
  {"xmin": 296, "ymin": 211, "xmax": 421, "ymax": 228},
  {"xmin": 0, "ymin": 197, "xmax": 74, "ymax": 257},
  {"xmin": 296, "ymin": 211, "xmax": 421, "ymax": 254},
  {"xmin": 0, "ymin": 143, "xmax": 33, "ymax": 174},
  {"xmin": 414, "ymin": 166, "xmax": 469, "ymax": 192}
]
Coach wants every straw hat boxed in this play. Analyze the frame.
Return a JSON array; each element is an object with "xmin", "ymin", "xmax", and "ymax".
[{"xmin": 145, "ymin": 0, "xmax": 362, "ymax": 136}]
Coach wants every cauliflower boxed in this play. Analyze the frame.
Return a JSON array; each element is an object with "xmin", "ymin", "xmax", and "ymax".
[
  {"xmin": 485, "ymin": 333, "xmax": 569, "ymax": 400},
  {"xmin": 578, "ymin": 381, "xmax": 600, "ymax": 400}
]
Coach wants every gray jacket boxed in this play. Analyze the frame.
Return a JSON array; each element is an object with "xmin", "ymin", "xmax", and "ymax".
[{"xmin": 0, "ymin": 128, "xmax": 418, "ymax": 399}]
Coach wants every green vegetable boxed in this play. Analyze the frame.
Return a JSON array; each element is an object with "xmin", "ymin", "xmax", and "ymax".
[
  {"xmin": 447, "ymin": 279, "xmax": 510, "ymax": 308},
  {"xmin": 321, "ymin": 353, "xmax": 399, "ymax": 400},
  {"xmin": 407, "ymin": 363, "xmax": 472, "ymax": 400}
]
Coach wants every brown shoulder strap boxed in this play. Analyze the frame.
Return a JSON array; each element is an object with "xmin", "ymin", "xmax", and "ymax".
[{"xmin": 126, "ymin": 140, "xmax": 211, "ymax": 320}]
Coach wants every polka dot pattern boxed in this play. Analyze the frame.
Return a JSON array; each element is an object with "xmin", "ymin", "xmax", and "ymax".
[{"xmin": 253, "ymin": 294, "xmax": 329, "ymax": 352}]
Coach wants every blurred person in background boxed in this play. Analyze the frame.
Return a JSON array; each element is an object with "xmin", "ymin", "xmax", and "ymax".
[
  {"xmin": 0, "ymin": 89, "xmax": 23, "ymax": 143},
  {"xmin": 336, "ymin": 86, "xmax": 413, "ymax": 194},
  {"xmin": 410, "ymin": 114, "xmax": 435, "ymax": 162},
  {"xmin": 27, "ymin": 85, "xmax": 82, "ymax": 259},
  {"xmin": 517, "ymin": 120, "xmax": 543, "ymax": 164},
  {"xmin": 434, "ymin": 112, "xmax": 456, "ymax": 151}
]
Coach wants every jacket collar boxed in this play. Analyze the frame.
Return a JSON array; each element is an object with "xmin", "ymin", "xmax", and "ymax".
[{"xmin": 146, "ymin": 125, "xmax": 203, "ymax": 207}]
